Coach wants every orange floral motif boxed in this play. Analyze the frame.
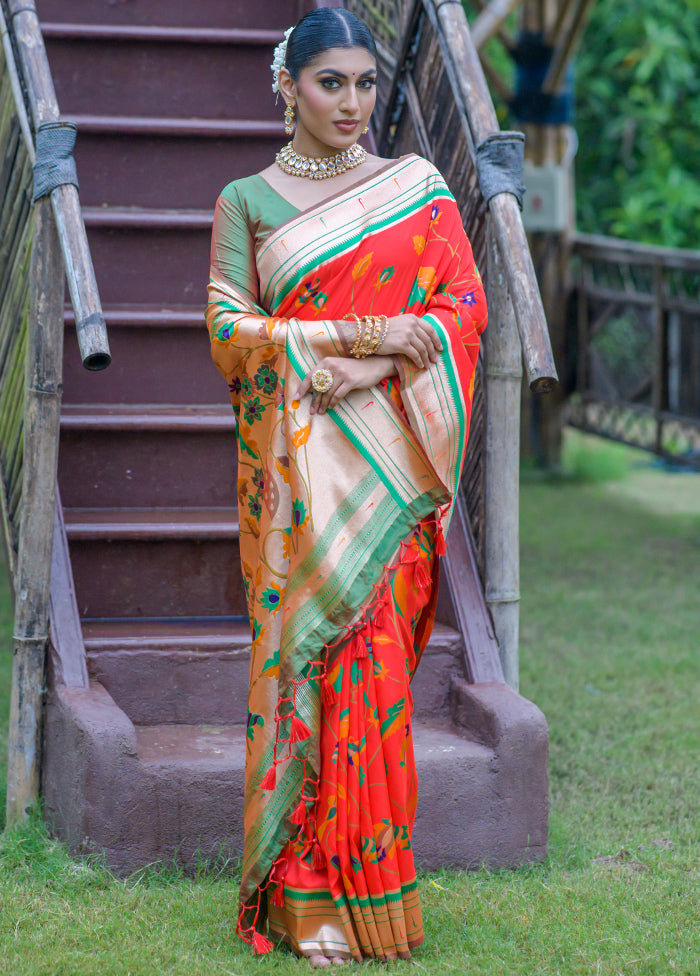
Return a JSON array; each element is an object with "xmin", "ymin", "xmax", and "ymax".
[
  {"xmin": 412, "ymin": 235, "xmax": 426, "ymax": 255},
  {"xmin": 417, "ymin": 266, "xmax": 437, "ymax": 302},
  {"xmin": 292, "ymin": 424, "xmax": 311, "ymax": 449},
  {"xmin": 352, "ymin": 252, "xmax": 373, "ymax": 280}
]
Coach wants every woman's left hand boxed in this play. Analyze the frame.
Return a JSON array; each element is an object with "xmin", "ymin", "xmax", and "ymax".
[{"xmin": 295, "ymin": 356, "xmax": 395, "ymax": 415}]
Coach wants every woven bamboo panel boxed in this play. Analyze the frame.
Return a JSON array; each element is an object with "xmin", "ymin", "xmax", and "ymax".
[
  {"xmin": 0, "ymin": 51, "xmax": 33, "ymax": 568},
  {"xmin": 345, "ymin": 2, "xmax": 488, "ymax": 572},
  {"xmin": 345, "ymin": 0, "xmax": 413, "ymax": 46}
]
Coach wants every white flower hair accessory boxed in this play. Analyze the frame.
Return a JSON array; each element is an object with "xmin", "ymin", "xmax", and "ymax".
[{"xmin": 271, "ymin": 27, "xmax": 294, "ymax": 94}]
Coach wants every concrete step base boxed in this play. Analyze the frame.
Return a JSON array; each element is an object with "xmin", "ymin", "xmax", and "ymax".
[{"xmin": 42, "ymin": 679, "xmax": 548, "ymax": 874}]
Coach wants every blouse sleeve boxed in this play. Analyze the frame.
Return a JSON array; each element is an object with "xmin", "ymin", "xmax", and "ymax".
[{"xmin": 210, "ymin": 185, "xmax": 262, "ymax": 310}]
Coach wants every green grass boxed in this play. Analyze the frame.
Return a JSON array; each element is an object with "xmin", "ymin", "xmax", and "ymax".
[{"xmin": 1, "ymin": 431, "xmax": 699, "ymax": 974}]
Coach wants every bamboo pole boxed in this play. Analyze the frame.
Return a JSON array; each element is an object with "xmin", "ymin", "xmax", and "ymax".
[
  {"xmin": 6, "ymin": 197, "xmax": 63, "ymax": 824},
  {"xmin": 484, "ymin": 221, "xmax": 522, "ymax": 690},
  {"xmin": 6, "ymin": 0, "xmax": 110, "ymax": 370},
  {"xmin": 471, "ymin": 0, "xmax": 521, "ymax": 50}
]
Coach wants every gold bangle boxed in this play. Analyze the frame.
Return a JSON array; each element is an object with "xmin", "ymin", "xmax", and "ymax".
[
  {"xmin": 346, "ymin": 313, "xmax": 363, "ymax": 358},
  {"xmin": 373, "ymin": 314, "xmax": 389, "ymax": 354},
  {"xmin": 358, "ymin": 316, "xmax": 375, "ymax": 358}
]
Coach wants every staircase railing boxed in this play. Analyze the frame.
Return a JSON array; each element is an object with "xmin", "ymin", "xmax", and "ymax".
[
  {"xmin": 568, "ymin": 232, "xmax": 700, "ymax": 467},
  {"xmin": 0, "ymin": 0, "xmax": 110, "ymax": 823},
  {"xmin": 345, "ymin": 0, "xmax": 557, "ymax": 688}
]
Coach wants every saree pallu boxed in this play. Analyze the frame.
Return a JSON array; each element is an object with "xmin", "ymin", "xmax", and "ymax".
[{"xmin": 206, "ymin": 154, "xmax": 487, "ymax": 959}]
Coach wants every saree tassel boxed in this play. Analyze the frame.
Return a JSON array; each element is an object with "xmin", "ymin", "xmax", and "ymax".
[
  {"xmin": 252, "ymin": 931, "xmax": 274, "ymax": 955},
  {"xmin": 289, "ymin": 799, "xmax": 307, "ymax": 825},
  {"xmin": 353, "ymin": 637, "xmax": 370, "ymax": 660},
  {"xmin": 313, "ymin": 840, "xmax": 326, "ymax": 871},
  {"xmin": 259, "ymin": 765, "xmax": 277, "ymax": 790},
  {"xmin": 321, "ymin": 678, "xmax": 338, "ymax": 706},
  {"xmin": 414, "ymin": 561, "xmax": 431, "ymax": 589},
  {"xmin": 270, "ymin": 882, "xmax": 285, "ymax": 907},
  {"xmin": 290, "ymin": 715, "xmax": 312, "ymax": 743},
  {"xmin": 436, "ymin": 523, "xmax": 447, "ymax": 556}
]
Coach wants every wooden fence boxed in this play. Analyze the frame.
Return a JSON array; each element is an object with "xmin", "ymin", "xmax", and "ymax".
[{"xmin": 569, "ymin": 233, "xmax": 700, "ymax": 466}]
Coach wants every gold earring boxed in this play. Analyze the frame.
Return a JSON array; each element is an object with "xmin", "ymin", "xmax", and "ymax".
[
  {"xmin": 284, "ymin": 102, "xmax": 295, "ymax": 136},
  {"xmin": 362, "ymin": 125, "xmax": 369, "ymax": 135}
]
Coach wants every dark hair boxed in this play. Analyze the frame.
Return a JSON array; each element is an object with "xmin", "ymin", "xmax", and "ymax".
[{"xmin": 285, "ymin": 7, "xmax": 377, "ymax": 80}]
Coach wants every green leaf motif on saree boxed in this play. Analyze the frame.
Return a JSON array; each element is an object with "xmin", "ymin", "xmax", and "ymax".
[
  {"xmin": 247, "ymin": 493, "xmax": 262, "ymax": 519},
  {"xmin": 407, "ymin": 276, "xmax": 427, "ymax": 308},
  {"xmin": 380, "ymin": 699, "xmax": 405, "ymax": 739},
  {"xmin": 243, "ymin": 396, "xmax": 266, "ymax": 424},
  {"xmin": 247, "ymin": 711, "xmax": 264, "ymax": 740},
  {"xmin": 261, "ymin": 648, "xmax": 279, "ymax": 677},
  {"xmin": 260, "ymin": 583, "xmax": 284, "ymax": 615},
  {"xmin": 254, "ymin": 364, "xmax": 278, "ymax": 395},
  {"xmin": 291, "ymin": 498, "xmax": 308, "ymax": 530}
]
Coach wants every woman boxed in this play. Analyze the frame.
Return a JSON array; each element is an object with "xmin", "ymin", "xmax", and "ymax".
[{"xmin": 206, "ymin": 7, "xmax": 487, "ymax": 966}]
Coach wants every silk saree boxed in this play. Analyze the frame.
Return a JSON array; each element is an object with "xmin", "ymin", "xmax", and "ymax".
[{"xmin": 206, "ymin": 154, "xmax": 487, "ymax": 960}]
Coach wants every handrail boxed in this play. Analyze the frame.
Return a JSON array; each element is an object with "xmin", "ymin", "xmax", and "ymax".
[
  {"xmin": 425, "ymin": 0, "xmax": 557, "ymax": 393},
  {"xmin": 3, "ymin": 0, "xmax": 110, "ymax": 370}
]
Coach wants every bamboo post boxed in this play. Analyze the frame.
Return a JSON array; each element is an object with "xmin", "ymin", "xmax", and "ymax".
[
  {"xmin": 7, "ymin": 0, "xmax": 110, "ymax": 370},
  {"xmin": 484, "ymin": 220, "xmax": 522, "ymax": 690},
  {"xmin": 6, "ymin": 197, "xmax": 64, "ymax": 823}
]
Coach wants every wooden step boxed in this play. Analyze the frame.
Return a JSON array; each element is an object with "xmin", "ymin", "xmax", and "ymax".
[
  {"xmin": 82, "ymin": 207, "xmax": 212, "ymax": 305},
  {"xmin": 59, "ymin": 404, "xmax": 237, "ymax": 508},
  {"xmin": 62, "ymin": 304, "xmax": 224, "ymax": 405},
  {"xmin": 113, "ymin": 718, "xmax": 494, "ymax": 870},
  {"xmin": 81, "ymin": 613, "xmax": 464, "ymax": 727},
  {"xmin": 71, "ymin": 117, "xmax": 281, "ymax": 208},
  {"xmin": 84, "ymin": 617, "xmax": 253, "ymax": 726},
  {"xmin": 65, "ymin": 506, "xmax": 239, "ymax": 539},
  {"xmin": 43, "ymin": 25, "xmax": 283, "ymax": 120},
  {"xmin": 65, "ymin": 507, "xmax": 244, "ymax": 618},
  {"xmin": 37, "ymin": 0, "xmax": 296, "ymax": 30}
]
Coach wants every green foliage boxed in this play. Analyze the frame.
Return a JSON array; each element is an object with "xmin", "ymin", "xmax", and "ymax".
[{"xmin": 575, "ymin": 0, "xmax": 700, "ymax": 247}]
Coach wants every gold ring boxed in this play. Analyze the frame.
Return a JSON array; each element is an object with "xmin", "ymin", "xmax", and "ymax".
[{"xmin": 311, "ymin": 368, "xmax": 333, "ymax": 394}]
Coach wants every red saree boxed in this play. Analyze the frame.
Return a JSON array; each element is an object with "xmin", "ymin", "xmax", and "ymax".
[{"xmin": 206, "ymin": 154, "xmax": 486, "ymax": 960}]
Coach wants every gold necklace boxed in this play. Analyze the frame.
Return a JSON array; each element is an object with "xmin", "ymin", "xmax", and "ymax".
[{"xmin": 275, "ymin": 141, "xmax": 367, "ymax": 180}]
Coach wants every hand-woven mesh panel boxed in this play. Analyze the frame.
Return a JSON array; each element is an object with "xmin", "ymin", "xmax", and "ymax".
[
  {"xmin": 0, "ymin": 51, "xmax": 33, "ymax": 569},
  {"xmin": 345, "ymin": 2, "xmax": 488, "ymax": 572},
  {"xmin": 345, "ymin": 0, "xmax": 412, "ymax": 46}
]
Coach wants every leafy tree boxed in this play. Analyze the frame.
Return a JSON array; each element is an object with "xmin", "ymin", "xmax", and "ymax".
[{"xmin": 575, "ymin": 0, "xmax": 700, "ymax": 248}]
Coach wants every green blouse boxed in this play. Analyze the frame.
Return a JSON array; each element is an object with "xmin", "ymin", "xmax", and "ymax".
[{"xmin": 210, "ymin": 174, "xmax": 299, "ymax": 307}]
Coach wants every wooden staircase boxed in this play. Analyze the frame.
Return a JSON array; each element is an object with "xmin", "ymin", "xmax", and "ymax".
[{"xmin": 36, "ymin": 0, "xmax": 548, "ymax": 872}]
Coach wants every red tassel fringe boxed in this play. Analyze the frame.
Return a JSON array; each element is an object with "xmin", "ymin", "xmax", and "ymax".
[
  {"xmin": 270, "ymin": 883, "xmax": 285, "ymax": 907},
  {"xmin": 353, "ymin": 638, "xmax": 369, "ymax": 660},
  {"xmin": 436, "ymin": 524, "xmax": 447, "ymax": 555},
  {"xmin": 289, "ymin": 799, "xmax": 307, "ymax": 824},
  {"xmin": 259, "ymin": 765, "xmax": 277, "ymax": 790},
  {"xmin": 252, "ymin": 931, "xmax": 274, "ymax": 955},
  {"xmin": 414, "ymin": 561, "xmax": 431, "ymax": 589},
  {"xmin": 321, "ymin": 678, "xmax": 338, "ymax": 706},
  {"xmin": 290, "ymin": 715, "xmax": 312, "ymax": 743},
  {"xmin": 313, "ymin": 840, "xmax": 326, "ymax": 871}
]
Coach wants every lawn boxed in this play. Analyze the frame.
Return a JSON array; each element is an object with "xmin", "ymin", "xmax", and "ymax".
[{"xmin": 0, "ymin": 433, "xmax": 698, "ymax": 975}]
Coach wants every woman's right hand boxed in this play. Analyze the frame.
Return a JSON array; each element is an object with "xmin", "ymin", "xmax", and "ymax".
[{"xmin": 378, "ymin": 314, "xmax": 443, "ymax": 369}]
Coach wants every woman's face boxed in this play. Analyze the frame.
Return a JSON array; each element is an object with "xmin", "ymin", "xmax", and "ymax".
[{"xmin": 284, "ymin": 46, "xmax": 377, "ymax": 156}]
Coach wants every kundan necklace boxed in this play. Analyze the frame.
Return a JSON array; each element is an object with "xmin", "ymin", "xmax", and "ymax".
[{"xmin": 275, "ymin": 141, "xmax": 367, "ymax": 180}]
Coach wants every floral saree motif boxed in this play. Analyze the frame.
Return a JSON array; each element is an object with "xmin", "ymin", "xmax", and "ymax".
[{"xmin": 206, "ymin": 155, "xmax": 487, "ymax": 959}]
